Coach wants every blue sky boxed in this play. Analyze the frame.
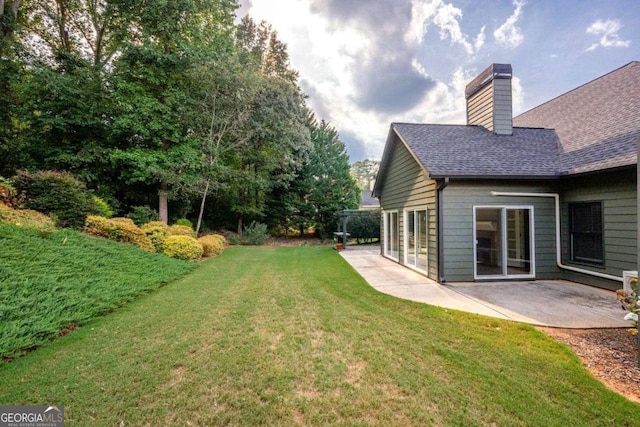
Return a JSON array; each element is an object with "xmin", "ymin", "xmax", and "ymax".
[{"xmin": 238, "ymin": 0, "xmax": 639, "ymax": 162}]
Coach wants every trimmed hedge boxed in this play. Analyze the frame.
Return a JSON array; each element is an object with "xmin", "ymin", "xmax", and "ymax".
[
  {"xmin": 13, "ymin": 170, "xmax": 98, "ymax": 229},
  {"xmin": 85, "ymin": 216, "xmax": 155, "ymax": 252},
  {"xmin": 198, "ymin": 234, "xmax": 226, "ymax": 257},
  {"xmin": 141, "ymin": 221, "xmax": 170, "ymax": 253},
  {"xmin": 168, "ymin": 224, "xmax": 196, "ymax": 238},
  {"xmin": 0, "ymin": 204, "xmax": 56, "ymax": 235},
  {"xmin": 163, "ymin": 235, "xmax": 203, "ymax": 260}
]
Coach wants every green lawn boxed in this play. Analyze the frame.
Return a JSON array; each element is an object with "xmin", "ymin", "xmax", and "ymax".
[
  {"xmin": 1, "ymin": 245, "xmax": 639, "ymax": 425},
  {"xmin": 0, "ymin": 224, "xmax": 196, "ymax": 359}
]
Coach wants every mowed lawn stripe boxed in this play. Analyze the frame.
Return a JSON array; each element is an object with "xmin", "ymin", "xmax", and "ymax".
[{"xmin": 0, "ymin": 246, "xmax": 638, "ymax": 425}]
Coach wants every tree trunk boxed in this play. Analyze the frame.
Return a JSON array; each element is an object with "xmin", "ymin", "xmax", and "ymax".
[
  {"xmin": 159, "ymin": 183, "xmax": 169, "ymax": 224},
  {"xmin": 195, "ymin": 178, "xmax": 210, "ymax": 237},
  {"xmin": 237, "ymin": 215, "xmax": 243, "ymax": 235}
]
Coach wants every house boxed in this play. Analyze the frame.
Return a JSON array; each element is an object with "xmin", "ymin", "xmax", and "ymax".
[{"xmin": 373, "ymin": 62, "xmax": 639, "ymax": 290}]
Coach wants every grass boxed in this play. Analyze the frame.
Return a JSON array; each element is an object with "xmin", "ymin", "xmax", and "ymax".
[
  {"xmin": 0, "ymin": 224, "xmax": 196, "ymax": 359},
  {"xmin": 0, "ymin": 245, "xmax": 639, "ymax": 425}
]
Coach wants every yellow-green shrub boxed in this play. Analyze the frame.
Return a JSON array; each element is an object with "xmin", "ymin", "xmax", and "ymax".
[
  {"xmin": 0, "ymin": 204, "xmax": 56, "ymax": 234},
  {"xmin": 162, "ymin": 235, "xmax": 203, "ymax": 260},
  {"xmin": 168, "ymin": 224, "xmax": 195, "ymax": 237},
  {"xmin": 141, "ymin": 221, "xmax": 170, "ymax": 252},
  {"xmin": 198, "ymin": 234, "xmax": 226, "ymax": 257},
  {"xmin": 85, "ymin": 216, "xmax": 155, "ymax": 252}
]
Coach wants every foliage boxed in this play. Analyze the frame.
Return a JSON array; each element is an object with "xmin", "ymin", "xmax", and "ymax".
[
  {"xmin": 162, "ymin": 235, "xmax": 203, "ymax": 260},
  {"xmin": 126, "ymin": 206, "xmax": 159, "ymax": 226},
  {"xmin": 12, "ymin": 170, "xmax": 99, "ymax": 229},
  {"xmin": 141, "ymin": 221, "xmax": 170, "ymax": 253},
  {"xmin": 85, "ymin": 216, "xmax": 155, "ymax": 252},
  {"xmin": 1, "ymin": 246, "xmax": 639, "ymax": 424},
  {"xmin": 238, "ymin": 221, "xmax": 270, "ymax": 245},
  {"xmin": 617, "ymin": 278, "xmax": 639, "ymax": 328},
  {"xmin": 168, "ymin": 224, "xmax": 196, "ymax": 238},
  {"xmin": 347, "ymin": 211, "xmax": 381, "ymax": 244},
  {"xmin": 350, "ymin": 159, "xmax": 381, "ymax": 190},
  {"xmin": 198, "ymin": 234, "xmax": 226, "ymax": 257},
  {"xmin": 0, "ymin": 176, "xmax": 17, "ymax": 207},
  {"xmin": 0, "ymin": 224, "xmax": 195, "ymax": 360},
  {"xmin": 92, "ymin": 195, "xmax": 114, "ymax": 218},
  {"xmin": 0, "ymin": 204, "xmax": 56, "ymax": 235},
  {"xmin": 174, "ymin": 218, "xmax": 193, "ymax": 228}
]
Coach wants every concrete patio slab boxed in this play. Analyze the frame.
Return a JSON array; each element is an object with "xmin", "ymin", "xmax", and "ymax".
[{"xmin": 340, "ymin": 245, "xmax": 630, "ymax": 328}]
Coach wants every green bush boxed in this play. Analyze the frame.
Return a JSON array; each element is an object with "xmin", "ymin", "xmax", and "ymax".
[
  {"xmin": 198, "ymin": 234, "xmax": 226, "ymax": 257},
  {"xmin": 12, "ymin": 170, "xmax": 98, "ymax": 229},
  {"xmin": 0, "ymin": 177, "xmax": 17, "ymax": 207},
  {"xmin": 168, "ymin": 224, "xmax": 195, "ymax": 238},
  {"xmin": 93, "ymin": 195, "xmax": 114, "ymax": 218},
  {"xmin": 0, "ymin": 204, "xmax": 56, "ymax": 235},
  {"xmin": 141, "ymin": 221, "xmax": 170, "ymax": 252},
  {"xmin": 163, "ymin": 235, "xmax": 203, "ymax": 260},
  {"xmin": 240, "ymin": 221, "xmax": 270, "ymax": 245},
  {"xmin": 85, "ymin": 216, "xmax": 155, "ymax": 252},
  {"xmin": 174, "ymin": 218, "xmax": 193, "ymax": 228},
  {"xmin": 126, "ymin": 205, "xmax": 159, "ymax": 226}
]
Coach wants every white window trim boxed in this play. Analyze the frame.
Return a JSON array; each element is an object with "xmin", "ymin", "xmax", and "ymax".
[
  {"xmin": 383, "ymin": 210, "xmax": 400, "ymax": 262},
  {"xmin": 403, "ymin": 208, "xmax": 428, "ymax": 273},
  {"xmin": 473, "ymin": 205, "xmax": 536, "ymax": 280}
]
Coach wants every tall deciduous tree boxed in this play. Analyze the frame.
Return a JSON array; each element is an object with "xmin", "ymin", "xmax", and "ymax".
[{"xmin": 109, "ymin": 0, "xmax": 236, "ymax": 223}]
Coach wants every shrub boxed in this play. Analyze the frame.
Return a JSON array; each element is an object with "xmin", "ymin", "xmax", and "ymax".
[
  {"xmin": 168, "ymin": 224, "xmax": 195, "ymax": 238},
  {"xmin": 0, "ymin": 204, "xmax": 56, "ymax": 235},
  {"xmin": 198, "ymin": 234, "xmax": 226, "ymax": 257},
  {"xmin": 0, "ymin": 177, "xmax": 17, "ymax": 207},
  {"xmin": 126, "ymin": 205, "xmax": 159, "ymax": 226},
  {"xmin": 12, "ymin": 170, "xmax": 98, "ymax": 229},
  {"xmin": 240, "ymin": 221, "xmax": 270, "ymax": 245},
  {"xmin": 174, "ymin": 218, "xmax": 193, "ymax": 228},
  {"xmin": 93, "ymin": 195, "xmax": 114, "ymax": 218},
  {"xmin": 85, "ymin": 216, "xmax": 155, "ymax": 252},
  {"xmin": 163, "ymin": 235, "xmax": 203, "ymax": 260},
  {"xmin": 141, "ymin": 221, "xmax": 170, "ymax": 252}
]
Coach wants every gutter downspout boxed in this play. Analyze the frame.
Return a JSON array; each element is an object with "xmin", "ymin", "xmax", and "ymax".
[
  {"xmin": 437, "ymin": 178, "xmax": 450, "ymax": 283},
  {"xmin": 490, "ymin": 191, "xmax": 623, "ymax": 282}
]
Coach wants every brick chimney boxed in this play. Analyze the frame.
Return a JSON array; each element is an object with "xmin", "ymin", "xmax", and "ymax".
[{"xmin": 465, "ymin": 63, "xmax": 513, "ymax": 135}]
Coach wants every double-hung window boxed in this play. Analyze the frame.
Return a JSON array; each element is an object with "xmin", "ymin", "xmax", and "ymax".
[{"xmin": 569, "ymin": 202, "xmax": 603, "ymax": 265}]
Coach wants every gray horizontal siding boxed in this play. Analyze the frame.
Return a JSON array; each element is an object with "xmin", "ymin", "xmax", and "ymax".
[
  {"xmin": 442, "ymin": 181, "xmax": 560, "ymax": 282},
  {"xmin": 559, "ymin": 168, "xmax": 637, "ymax": 290},
  {"xmin": 378, "ymin": 135, "xmax": 438, "ymax": 279}
]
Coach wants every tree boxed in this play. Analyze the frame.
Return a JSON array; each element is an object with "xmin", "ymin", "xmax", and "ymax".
[
  {"xmin": 109, "ymin": 0, "xmax": 237, "ymax": 223},
  {"xmin": 297, "ymin": 114, "xmax": 359, "ymax": 238},
  {"xmin": 230, "ymin": 16, "xmax": 311, "ymax": 233}
]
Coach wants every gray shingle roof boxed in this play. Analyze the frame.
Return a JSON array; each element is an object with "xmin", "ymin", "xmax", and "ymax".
[
  {"xmin": 514, "ymin": 61, "xmax": 640, "ymax": 174},
  {"xmin": 360, "ymin": 190, "xmax": 380, "ymax": 207},
  {"xmin": 393, "ymin": 123, "xmax": 560, "ymax": 178}
]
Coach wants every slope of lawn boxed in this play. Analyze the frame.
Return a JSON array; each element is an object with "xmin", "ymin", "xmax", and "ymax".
[
  {"xmin": 0, "ymin": 224, "xmax": 196, "ymax": 359},
  {"xmin": 0, "ymin": 245, "xmax": 638, "ymax": 425}
]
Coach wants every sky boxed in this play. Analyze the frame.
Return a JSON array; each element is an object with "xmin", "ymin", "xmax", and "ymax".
[{"xmin": 237, "ymin": 0, "xmax": 640, "ymax": 162}]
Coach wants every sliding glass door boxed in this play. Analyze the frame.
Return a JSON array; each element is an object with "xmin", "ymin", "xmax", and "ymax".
[
  {"xmin": 404, "ymin": 209, "xmax": 428, "ymax": 271},
  {"xmin": 383, "ymin": 211, "xmax": 399, "ymax": 260},
  {"xmin": 474, "ymin": 207, "xmax": 534, "ymax": 279}
]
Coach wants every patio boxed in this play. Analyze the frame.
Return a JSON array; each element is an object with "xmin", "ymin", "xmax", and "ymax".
[{"xmin": 340, "ymin": 245, "xmax": 630, "ymax": 328}]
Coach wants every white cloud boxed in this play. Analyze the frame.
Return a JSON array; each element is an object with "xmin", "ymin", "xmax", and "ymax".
[
  {"xmin": 586, "ymin": 19, "xmax": 631, "ymax": 51},
  {"xmin": 405, "ymin": 0, "xmax": 483, "ymax": 55},
  {"xmin": 493, "ymin": 0, "xmax": 526, "ymax": 48}
]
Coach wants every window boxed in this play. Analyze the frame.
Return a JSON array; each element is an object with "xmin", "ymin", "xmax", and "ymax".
[{"xmin": 569, "ymin": 202, "xmax": 603, "ymax": 264}]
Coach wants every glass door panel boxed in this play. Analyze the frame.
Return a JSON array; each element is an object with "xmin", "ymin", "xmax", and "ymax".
[
  {"xmin": 506, "ymin": 209, "xmax": 532, "ymax": 276},
  {"xmin": 417, "ymin": 210, "xmax": 428, "ymax": 270},
  {"xmin": 475, "ymin": 208, "xmax": 503, "ymax": 276}
]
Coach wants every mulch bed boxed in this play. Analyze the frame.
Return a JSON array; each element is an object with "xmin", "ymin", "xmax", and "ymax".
[{"xmin": 538, "ymin": 327, "xmax": 640, "ymax": 403}]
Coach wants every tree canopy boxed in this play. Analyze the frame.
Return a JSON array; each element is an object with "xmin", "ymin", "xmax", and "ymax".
[{"xmin": 0, "ymin": 1, "xmax": 359, "ymax": 236}]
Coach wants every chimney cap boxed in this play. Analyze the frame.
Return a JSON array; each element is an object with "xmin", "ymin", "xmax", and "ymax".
[{"xmin": 465, "ymin": 63, "xmax": 512, "ymax": 99}]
